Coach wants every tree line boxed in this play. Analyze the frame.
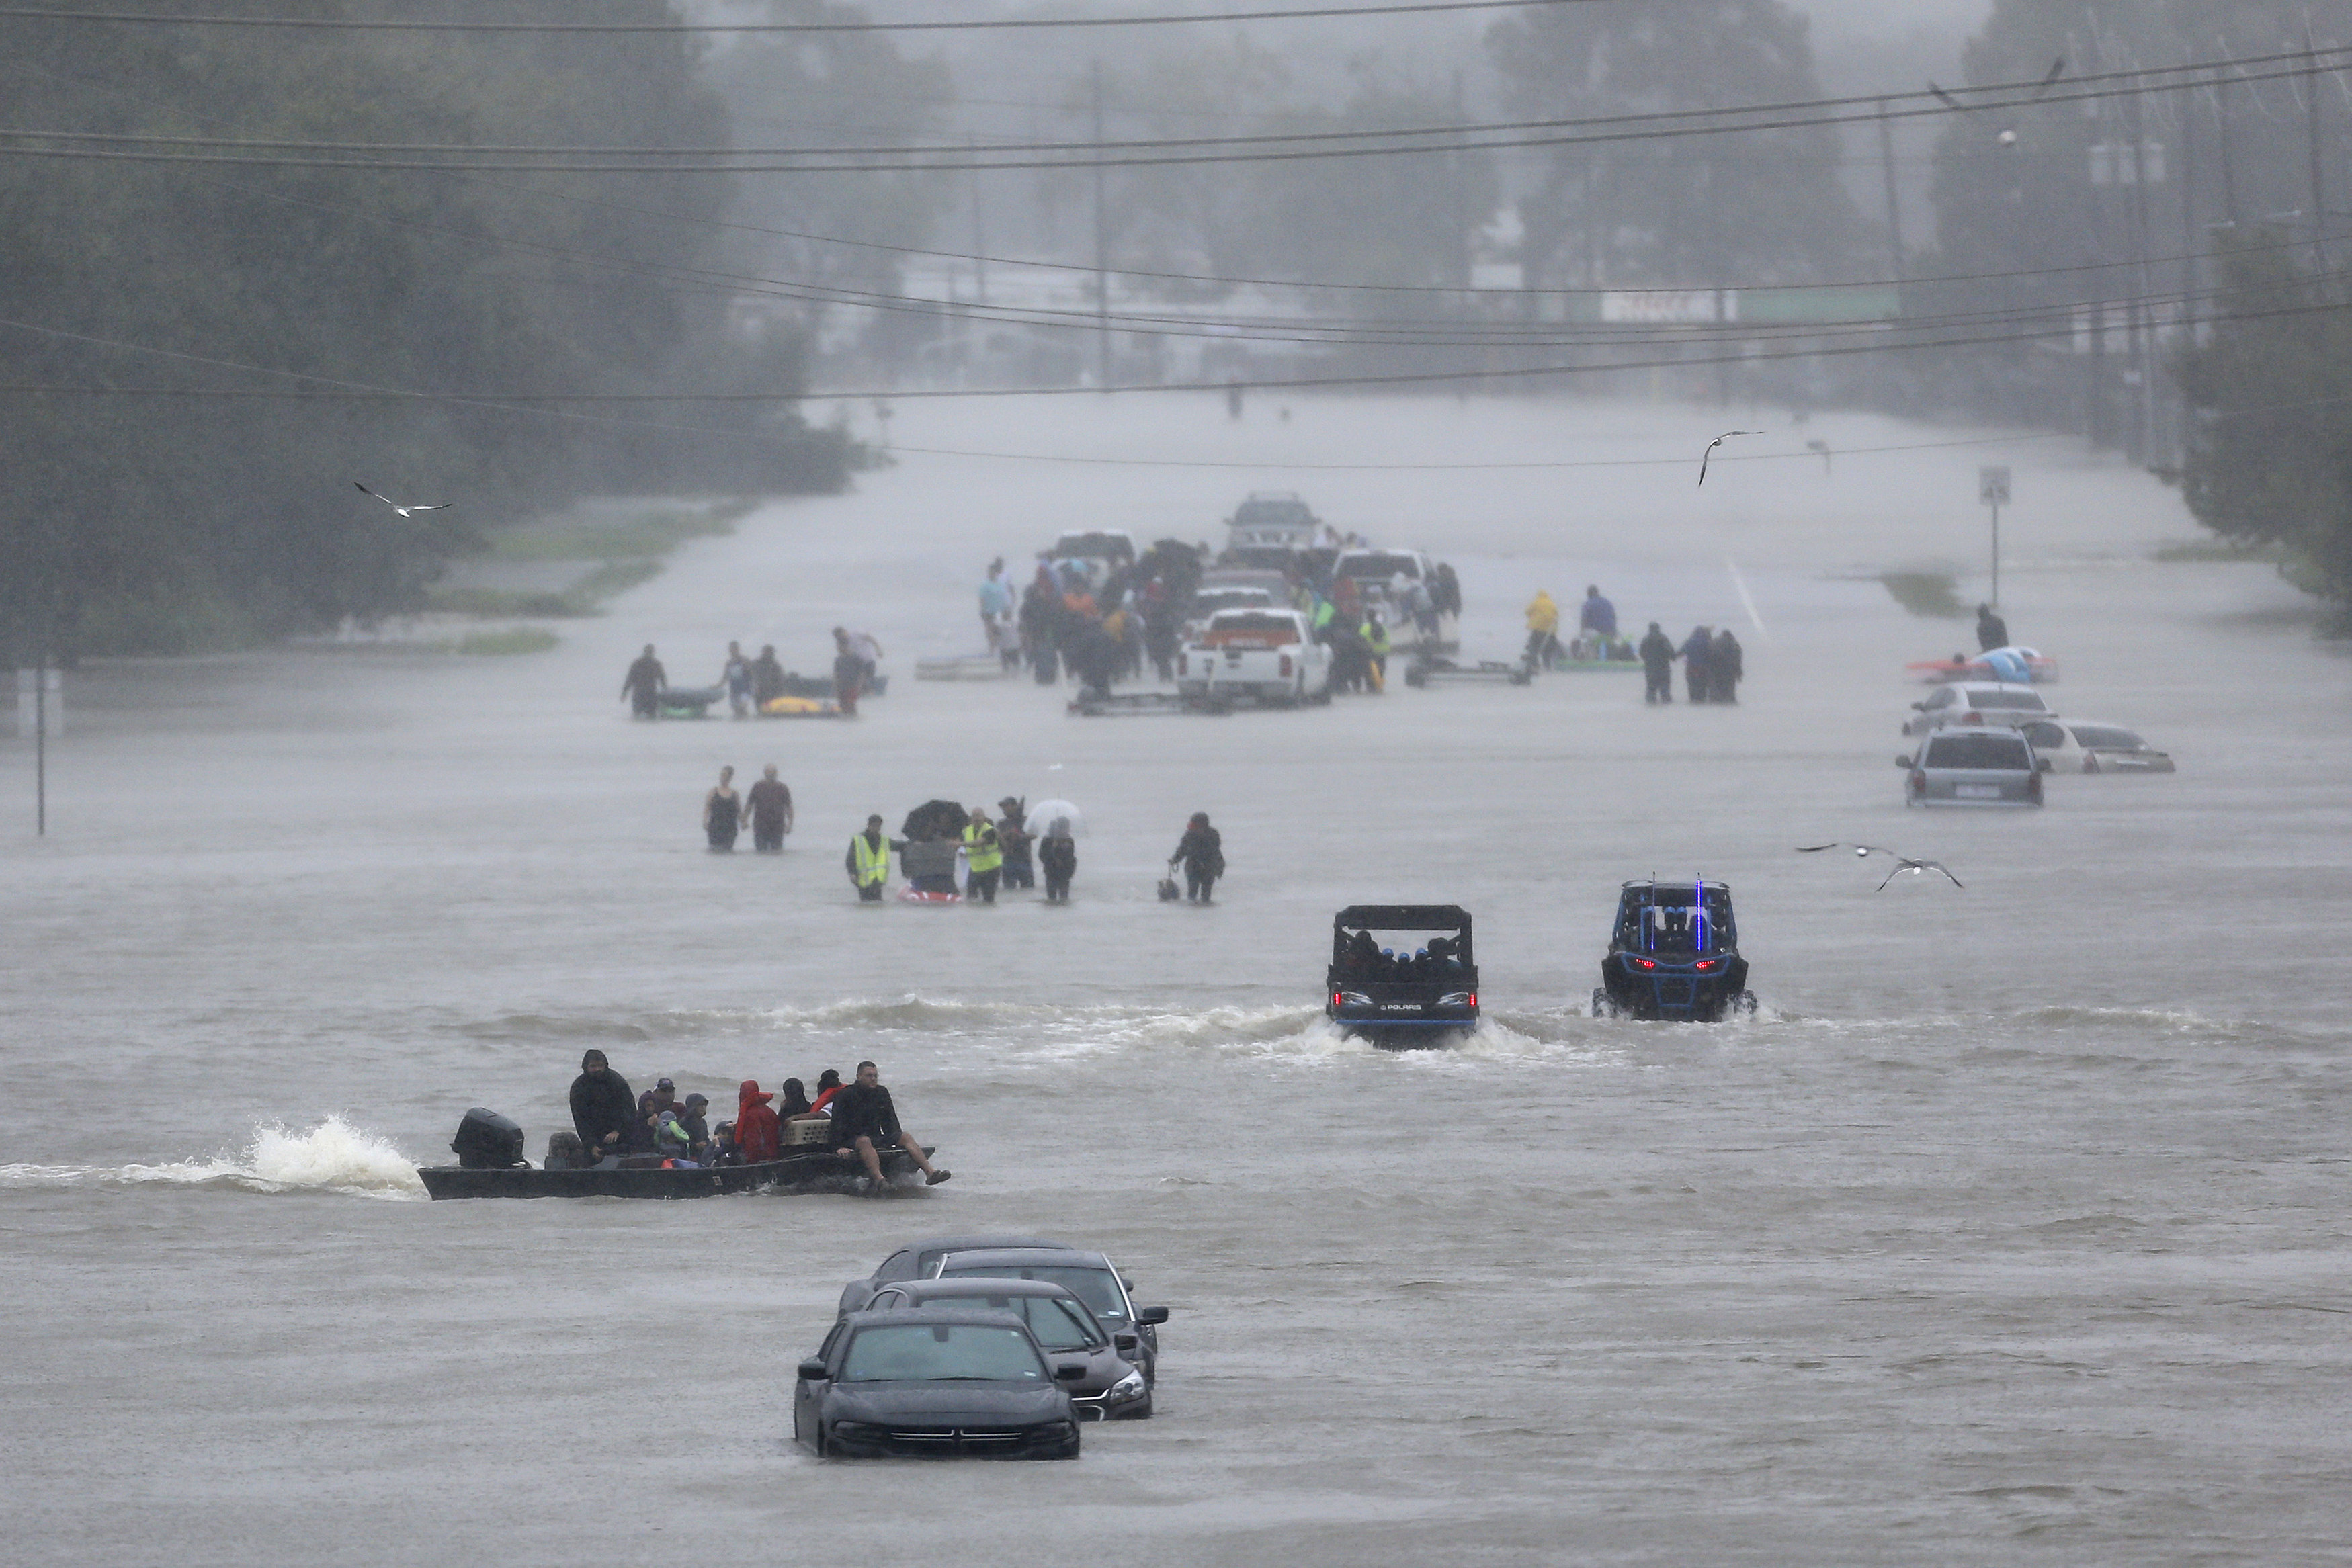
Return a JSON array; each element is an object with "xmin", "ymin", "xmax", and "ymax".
[{"xmin": 0, "ymin": 2, "xmax": 846, "ymax": 662}]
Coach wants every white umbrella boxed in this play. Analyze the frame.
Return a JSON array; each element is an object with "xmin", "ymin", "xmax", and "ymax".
[{"xmin": 1025, "ymin": 799, "xmax": 1085, "ymax": 838}]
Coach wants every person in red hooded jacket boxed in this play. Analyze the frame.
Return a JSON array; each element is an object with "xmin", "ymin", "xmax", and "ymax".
[{"xmin": 735, "ymin": 1080, "xmax": 781, "ymax": 1164}]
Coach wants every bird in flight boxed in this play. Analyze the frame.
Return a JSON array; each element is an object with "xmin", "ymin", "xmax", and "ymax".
[
  {"xmin": 354, "ymin": 482, "xmax": 452, "ymax": 518},
  {"xmin": 1698, "ymin": 431, "xmax": 1761, "ymax": 488},
  {"xmin": 1796, "ymin": 842, "xmax": 1964, "ymax": 891}
]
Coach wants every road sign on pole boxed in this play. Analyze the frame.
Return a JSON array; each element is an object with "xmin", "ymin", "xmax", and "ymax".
[{"xmin": 1979, "ymin": 466, "xmax": 2012, "ymax": 606}]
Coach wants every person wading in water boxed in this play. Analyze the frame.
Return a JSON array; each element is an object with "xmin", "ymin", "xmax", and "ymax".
[{"xmin": 704, "ymin": 766, "xmax": 742, "ymax": 851}]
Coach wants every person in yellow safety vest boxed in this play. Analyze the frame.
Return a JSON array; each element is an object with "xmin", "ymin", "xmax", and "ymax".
[
  {"xmin": 1360, "ymin": 611, "xmax": 1390, "ymax": 693},
  {"xmin": 845, "ymin": 814, "xmax": 892, "ymax": 902},
  {"xmin": 962, "ymin": 805, "xmax": 1004, "ymax": 904},
  {"xmin": 1524, "ymin": 589, "xmax": 1562, "ymax": 669}
]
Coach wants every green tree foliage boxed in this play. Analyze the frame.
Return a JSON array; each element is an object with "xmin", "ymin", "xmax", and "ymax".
[
  {"xmin": 1486, "ymin": 2, "xmax": 1862, "ymax": 288},
  {"xmin": 2180, "ymin": 245, "xmax": 2352, "ymax": 621},
  {"xmin": 0, "ymin": 1, "xmax": 845, "ymax": 660}
]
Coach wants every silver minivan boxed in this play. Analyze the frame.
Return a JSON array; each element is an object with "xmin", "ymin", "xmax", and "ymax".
[{"xmin": 1900, "ymin": 729, "xmax": 2045, "ymax": 808}]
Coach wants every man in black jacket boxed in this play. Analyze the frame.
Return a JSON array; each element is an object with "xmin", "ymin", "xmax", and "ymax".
[
  {"xmin": 1638, "ymin": 622, "xmax": 1676, "ymax": 705},
  {"xmin": 1170, "ymin": 812, "xmax": 1224, "ymax": 904},
  {"xmin": 829, "ymin": 1060, "xmax": 950, "ymax": 1191},
  {"xmin": 569, "ymin": 1049, "xmax": 636, "ymax": 1162}
]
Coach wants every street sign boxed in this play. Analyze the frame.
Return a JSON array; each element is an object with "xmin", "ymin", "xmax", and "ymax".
[{"xmin": 1979, "ymin": 466, "xmax": 2011, "ymax": 505}]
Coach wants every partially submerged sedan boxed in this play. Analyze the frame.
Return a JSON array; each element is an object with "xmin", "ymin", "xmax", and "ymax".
[
  {"xmin": 866, "ymin": 1277, "xmax": 1152, "ymax": 1420},
  {"xmin": 2019, "ymin": 719, "xmax": 2177, "ymax": 774},
  {"xmin": 1901, "ymin": 728, "xmax": 2044, "ymax": 807},
  {"xmin": 794, "ymin": 1307, "xmax": 1085, "ymax": 1459},
  {"xmin": 1902, "ymin": 681, "xmax": 2054, "ymax": 737},
  {"xmin": 836, "ymin": 1234, "xmax": 1075, "ymax": 1317},
  {"xmin": 930, "ymin": 1248, "xmax": 1169, "ymax": 1387}
]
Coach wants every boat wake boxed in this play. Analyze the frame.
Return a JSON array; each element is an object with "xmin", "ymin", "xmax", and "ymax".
[{"xmin": 0, "ymin": 1116, "xmax": 425, "ymax": 1200}]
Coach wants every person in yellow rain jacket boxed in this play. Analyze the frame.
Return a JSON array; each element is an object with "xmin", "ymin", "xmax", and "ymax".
[
  {"xmin": 1524, "ymin": 590, "xmax": 1562, "ymax": 669},
  {"xmin": 1361, "ymin": 611, "xmax": 1391, "ymax": 693},
  {"xmin": 962, "ymin": 805, "xmax": 1004, "ymax": 904},
  {"xmin": 845, "ymin": 815, "xmax": 891, "ymax": 902}
]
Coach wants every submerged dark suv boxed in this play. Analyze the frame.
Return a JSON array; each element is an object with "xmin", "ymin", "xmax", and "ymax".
[
  {"xmin": 1325, "ymin": 904, "xmax": 1480, "ymax": 1047},
  {"xmin": 1593, "ymin": 880, "xmax": 1755, "ymax": 1022}
]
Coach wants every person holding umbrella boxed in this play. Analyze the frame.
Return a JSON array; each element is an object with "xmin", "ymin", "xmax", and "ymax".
[{"xmin": 1038, "ymin": 817, "xmax": 1077, "ymax": 903}]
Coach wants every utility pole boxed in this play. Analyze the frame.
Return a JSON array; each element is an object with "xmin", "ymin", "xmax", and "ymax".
[
  {"xmin": 1091, "ymin": 60, "xmax": 1111, "ymax": 389},
  {"xmin": 1451, "ymin": 70, "xmax": 1471, "ymax": 291},
  {"xmin": 2126, "ymin": 69, "xmax": 2156, "ymax": 465},
  {"xmin": 32, "ymin": 655, "xmax": 46, "ymax": 836},
  {"xmin": 2178, "ymin": 67, "xmax": 2198, "ymax": 470},
  {"xmin": 1876, "ymin": 98, "xmax": 1906, "ymax": 284},
  {"xmin": 969, "ymin": 138, "xmax": 989, "ymax": 307},
  {"xmin": 2308, "ymin": 40, "xmax": 2330, "ymax": 270}
]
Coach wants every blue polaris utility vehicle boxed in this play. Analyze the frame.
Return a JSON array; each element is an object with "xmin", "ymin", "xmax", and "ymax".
[
  {"xmin": 1326, "ymin": 905, "xmax": 1478, "ymax": 1047},
  {"xmin": 1593, "ymin": 880, "xmax": 1756, "ymax": 1022}
]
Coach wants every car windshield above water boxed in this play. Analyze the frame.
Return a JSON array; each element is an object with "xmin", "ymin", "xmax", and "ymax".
[
  {"xmin": 2069, "ymin": 724, "xmax": 2147, "ymax": 750},
  {"xmin": 1614, "ymin": 885, "xmax": 1735, "ymax": 956},
  {"xmin": 839, "ymin": 1322, "xmax": 1048, "ymax": 1383},
  {"xmin": 1923, "ymin": 733, "xmax": 2033, "ymax": 769},
  {"xmin": 1966, "ymin": 687, "xmax": 2048, "ymax": 711},
  {"xmin": 939, "ymin": 1262, "xmax": 1130, "ymax": 1325}
]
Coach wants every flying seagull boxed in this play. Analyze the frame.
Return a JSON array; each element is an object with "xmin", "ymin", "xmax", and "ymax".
[
  {"xmin": 1796, "ymin": 842, "xmax": 1964, "ymax": 891},
  {"xmin": 1697, "ymin": 431, "xmax": 1761, "ymax": 488},
  {"xmin": 353, "ymin": 481, "xmax": 452, "ymax": 518}
]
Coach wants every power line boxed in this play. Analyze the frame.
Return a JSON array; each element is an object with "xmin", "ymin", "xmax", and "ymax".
[
  {"xmin": 0, "ymin": 0, "xmax": 1587, "ymax": 34},
  {"xmin": 8, "ymin": 290, "xmax": 2345, "ymax": 406},
  {"xmin": 1, "ymin": 50, "xmax": 2338, "ymax": 173}
]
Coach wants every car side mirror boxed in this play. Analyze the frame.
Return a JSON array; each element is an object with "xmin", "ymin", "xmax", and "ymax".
[
  {"xmin": 1113, "ymin": 1334, "xmax": 1140, "ymax": 1353},
  {"xmin": 796, "ymin": 1359, "xmax": 829, "ymax": 1382},
  {"xmin": 1054, "ymin": 1364, "xmax": 1089, "ymax": 1383},
  {"xmin": 2038, "ymin": 758, "xmax": 2054, "ymax": 773},
  {"xmin": 1896, "ymin": 755, "xmax": 1914, "ymax": 769},
  {"xmin": 1136, "ymin": 1305, "xmax": 1170, "ymax": 1326}
]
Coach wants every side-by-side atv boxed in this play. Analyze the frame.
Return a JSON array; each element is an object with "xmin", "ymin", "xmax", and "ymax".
[
  {"xmin": 1326, "ymin": 905, "xmax": 1479, "ymax": 1048},
  {"xmin": 1593, "ymin": 880, "xmax": 1756, "ymax": 1022}
]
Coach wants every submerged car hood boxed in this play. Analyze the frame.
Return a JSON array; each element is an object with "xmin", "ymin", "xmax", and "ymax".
[{"xmin": 828, "ymin": 1383, "xmax": 1068, "ymax": 1423}]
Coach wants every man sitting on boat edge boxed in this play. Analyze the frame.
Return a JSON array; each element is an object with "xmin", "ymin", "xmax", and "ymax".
[{"xmin": 830, "ymin": 1060, "xmax": 950, "ymax": 1192}]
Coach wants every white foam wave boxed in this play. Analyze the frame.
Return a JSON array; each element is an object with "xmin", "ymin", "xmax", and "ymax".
[{"xmin": 0, "ymin": 1116, "xmax": 425, "ymax": 1200}]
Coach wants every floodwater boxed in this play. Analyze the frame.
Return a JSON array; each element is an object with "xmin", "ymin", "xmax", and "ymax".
[{"xmin": 4, "ymin": 394, "xmax": 2348, "ymax": 1567}]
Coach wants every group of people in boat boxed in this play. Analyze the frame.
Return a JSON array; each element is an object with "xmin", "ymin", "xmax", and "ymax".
[{"xmin": 559, "ymin": 1050, "xmax": 948, "ymax": 1190}]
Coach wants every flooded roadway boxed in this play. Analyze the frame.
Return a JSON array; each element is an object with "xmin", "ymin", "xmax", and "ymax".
[{"xmin": 3, "ymin": 394, "xmax": 2348, "ymax": 1566}]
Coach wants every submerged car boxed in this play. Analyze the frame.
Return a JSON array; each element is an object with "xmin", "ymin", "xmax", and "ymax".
[
  {"xmin": 866, "ymin": 1277, "xmax": 1152, "ymax": 1420},
  {"xmin": 1325, "ymin": 904, "xmax": 1479, "ymax": 1047},
  {"xmin": 929, "ymin": 1248, "xmax": 1169, "ymax": 1386},
  {"xmin": 1901, "ymin": 728, "xmax": 2045, "ymax": 807},
  {"xmin": 837, "ymin": 1235, "xmax": 1075, "ymax": 1317},
  {"xmin": 1593, "ymin": 880, "xmax": 1755, "ymax": 1022},
  {"xmin": 793, "ymin": 1306, "xmax": 1085, "ymax": 1459},
  {"xmin": 1902, "ymin": 681, "xmax": 2054, "ymax": 736},
  {"xmin": 2019, "ymin": 719, "xmax": 2176, "ymax": 774}
]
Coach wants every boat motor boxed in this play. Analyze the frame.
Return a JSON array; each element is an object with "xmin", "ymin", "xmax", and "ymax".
[{"xmin": 451, "ymin": 1107, "xmax": 527, "ymax": 1169}]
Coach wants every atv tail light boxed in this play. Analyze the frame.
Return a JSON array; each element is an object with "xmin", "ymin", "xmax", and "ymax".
[
  {"xmin": 1331, "ymin": 990, "xmax": 1343, "ymax": 1008},
  {"xmin": 1630, "ymin": 957, "xmax": 1656, "ymax": 970},
  {"xmin": 1694, "ymin": 960, "xmax": 1718, "ymax": 971}
]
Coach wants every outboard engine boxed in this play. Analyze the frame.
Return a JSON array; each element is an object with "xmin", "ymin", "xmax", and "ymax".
[{"xmin": 451, "ymin": 1107, "xmax": 526, "ymax": 1169}]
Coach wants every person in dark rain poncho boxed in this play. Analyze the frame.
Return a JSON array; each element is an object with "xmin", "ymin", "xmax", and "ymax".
[{"xmin": 569, "ymin": 1050, "xmax": 636, "ymax": 1162}]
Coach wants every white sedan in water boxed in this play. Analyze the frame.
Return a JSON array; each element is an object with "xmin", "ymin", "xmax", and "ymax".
[{"xmin": 2019, "ymin": 719, "xmax": 2177, "ymax": 773}]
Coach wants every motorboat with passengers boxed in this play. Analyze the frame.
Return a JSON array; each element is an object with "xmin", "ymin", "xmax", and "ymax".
[
  {"xmin": 415, "ymin": 1107, "xmax": 935, "ymax": 1199},
  {"xmin": 1593, "ymin": 880, "xmax": 1756, "ymax": 1022},
  {"xmin": 1325, "ymin": 904, "xmax": 1480, "ymax": 1047}
]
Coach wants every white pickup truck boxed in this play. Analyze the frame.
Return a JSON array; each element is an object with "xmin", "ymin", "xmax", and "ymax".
[{"xmin": 1177, "ymin": 607, "xmax": 1332, "ymax": 707}]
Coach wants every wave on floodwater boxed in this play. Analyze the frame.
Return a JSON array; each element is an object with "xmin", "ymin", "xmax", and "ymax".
[{"xmin": 0, "ymin": 1116, "xmax": 425, "ymax": 1200}]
